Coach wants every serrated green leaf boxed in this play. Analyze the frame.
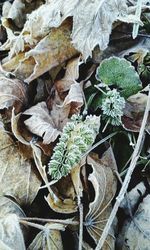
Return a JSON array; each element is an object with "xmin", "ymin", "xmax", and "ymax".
[{"xmin": 96, "ymin": 57, "xmax": 142, "ymax": 98}]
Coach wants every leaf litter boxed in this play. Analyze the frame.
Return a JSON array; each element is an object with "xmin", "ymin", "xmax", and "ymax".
[{"xmin": 0, "ymin": 0, "xmax": 150, "ymax": 249}]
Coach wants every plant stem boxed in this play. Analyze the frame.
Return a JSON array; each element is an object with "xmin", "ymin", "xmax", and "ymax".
[
  {"xmin": 95, "ymin": 85, "xmax": 150, "ymax": 250},
  {"xmin": 19, "ymin": 217, "xmax": 79, "ymax": 225}
]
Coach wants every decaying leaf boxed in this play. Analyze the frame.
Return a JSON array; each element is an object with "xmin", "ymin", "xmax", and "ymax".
[
  {"xmin": 46, "ymin": 174, "xmax": 78, "ymax": 214},
  {"xmin": 84, "ymin": 147, "xmax": 117, "ymax": 249},
  {"xmin": 50, "ymin": 83, "xmax": 83, "ymax": 131},
  {"xmin": 122, "ymin": 92, "xmax": 150, "ymax": 132},
  {"xmin": 55, "ymin": 57, "xmax": 81, "ymax": 93},
  {"xmin": 11, "ymin": 0, "xmax": 137, "ymax": 60},
  {"xmin": 2, "ymin": 20, "xmax": 78, "ymax": 83},
  {"xmin": 0, "ymin": 127, "xmax": 41, "ymax": 205},
  {"xmin": 24, "ymin": 102, "xmax": 61, "ymax": 144},
  {"xmin": 0, "ymin": 74, "xmax": 27, "ymax": 113},
  {"xmin": 28, "ymin": 223, "xmax": 65, "ymax": 250},
  {"xmin": 120, "ymin": 182, "xmax": 146, "ymax": 216},
  {"xmin": 117, "ymin": 194, "xmax": 150, "ymax": 250},
  {"xmin": 0, "ymin": 196, "xmax": 27, "ymax": 250},
  {"xmin": 0, "ymin": 214, "xmax": 26, "ymax": 250}
]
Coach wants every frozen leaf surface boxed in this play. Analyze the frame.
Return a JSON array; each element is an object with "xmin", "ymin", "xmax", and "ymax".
[
  {"xmin": 118, "ymin": 194, "xmax": 150, "ymax": 250},
  {"xmin": 15, "ymin": 0, "xmax": 131, "ymax": 59},
  {"xmin": 28, "ymin": 223, "xmax": 64, "ymax": 250},
  {"xmin": 97, "ymin": 57, "xmax": 142, "ymax": 98},
  {"xmin": 0, "ymin": 75, "xmax": 27, "ymax": 112},
  {"xmin": 24, "ymin": 102, "xmax": 60, "ymax": 144},
  {"xmin": 84, "ymin": 148, "xmax": 117, "ymax": 249},
  {"xmin": 0, "ymin": 128, "xmax": 41, "ymax": 205}
]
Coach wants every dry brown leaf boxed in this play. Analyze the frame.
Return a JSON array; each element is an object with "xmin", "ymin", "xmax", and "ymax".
[
  {"xmin": 2, "ymin": 20, "xmax": 78, "ymax": 83},
  {"xmin": 117, "ymin": 194, "xmax": 150, "ymax": 250},
  {"xmin": 46, "ymin": 174, "xmax": 78, "ymax": 214},
  {"xmin": 49, "ymin": 79, "xmax": 83, "ymax": 131},
  {"xmin": 122, "ymin": 92, "xmax": 150, "ymax": 132},
  {"xmin": 120, "ymin": 182, "xmax": 146, "ymax": 216},
  {"xmin": 84, "ymin": 147, "xmax": 117, "ymax": 249},
  {"xmin": 55, "ymin": 57, "xmax": 81, "ymax": 93},
  {"xmin": 24, "ymin": 102, "xmax": 61, "ymax": 144},
  {"xmin": 0, "ymin": 196, "xmax": 27, "ymax": 250},
  {"xmin": 15, "ymin": 0, "xmax": 135, "ymax": 59},
  {"xmin": 0, "ymin": 214, "xmax": 26, "ymax": 250},
  {"xmin": 6, "ymin": 0, "xmax": 26, "ymax": 28},
  {"xmin": 0, "ymin": 127, "xmax": 41, "ymax": 205},
  {"xmin": 0, "ymin": 75, "xmax": 27, "ymax": 113},
  {"xmin": 28, "ymin": 223, "xmax": 64, "ymax": 250}
]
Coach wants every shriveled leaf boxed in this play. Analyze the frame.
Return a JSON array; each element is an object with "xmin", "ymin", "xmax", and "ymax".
[
  {"xmin": 55, "ymin": 57, "xmax": 81, "ymax": 93},
  {"xmin": 0, "ymin": 75, "xmax": 27, "ymax": 113},
  {"xmin": 6, "ymin": 0, "xmax": 25, "ymax": 28},
  {"xmin": 0, "ymin": 196, "xmax": 27, "ymax": 250},
  {"xmin": 120, "ymin": 182, "xmax": 146, "ymax": 216},
  {"xmin": 0, "ymin": 196, "xmax": 28, "ymax": 242},
  {"xmin": 28, "ymin": 223, "xmax": 64, "ymax": 250},
  {"xmin": 2, "ymin": 20, "xmax": 78, "ymax": 83},
  {"xmin": 0, "ymin": 127, "xmax": 41, "ymax": 205},
  {"xmin": 0, "ymin": 196, "xmax": 26, "ymax": 220},
  {"xmin": 46, "ymin": 174, "xmax": 78, "ymax": 214},
  {"xmin": 0, "ymin": 214, "xmax": 26, "ymax": 250},
  {"xmin": 24, "ymin": 102, "xmax": 61, "ymax": 144},
  {"xmin": 122, "ymin": 92, "xmax": 150, "ymax": 132},
  {"xmin": 117, "ymin": 194, "xmax": 150, "ymax": 250},
  {"xmin": 62, "ymin": 82, "xmax": 83, "ymax": 108},
  {"xmin": 84, "ymin": 147, "xmax": 117, "ymax": 249},
  {"xmin": 15, "ymin": 0, "xmax": 136, "ymax": 60},
  {"xmin": 50, "ymin": 83, "xmax": 83, "ymax": 131},
  {"xmin": 96, "ymin": 57, "xmax": 142, "ymax": 98}
]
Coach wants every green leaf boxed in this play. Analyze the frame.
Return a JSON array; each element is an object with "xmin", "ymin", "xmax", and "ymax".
[{"xmin": 96, "ymin": 57, "xmax": 142, "ymax": 98}]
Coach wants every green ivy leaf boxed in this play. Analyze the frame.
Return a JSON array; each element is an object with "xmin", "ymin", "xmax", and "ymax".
[{"xmin": 96, "ymin": 57, "xmax": 142, "ymax": 98}]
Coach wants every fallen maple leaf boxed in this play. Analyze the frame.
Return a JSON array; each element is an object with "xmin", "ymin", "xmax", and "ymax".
[
  {"xmin": 84, "ymin": 148, "xmax": 117, "ymax": 249},
  {"xmin": 24, "ymin": 102, "xmax": 61, "ymax": 144}
]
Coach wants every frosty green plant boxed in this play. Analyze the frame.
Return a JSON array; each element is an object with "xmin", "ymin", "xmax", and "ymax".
[
  {"xmin": 48, "ymin": 114, "xmax": 100, "ymax": 180},
  {"xmin": 101, "ymin": 89, "xmax": 125, "ymax": 126}
]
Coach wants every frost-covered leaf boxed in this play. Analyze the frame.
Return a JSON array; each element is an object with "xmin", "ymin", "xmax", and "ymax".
[
  {"xmin": 0, "ymin": 74, "xmax": 27, "ymax": 113},
  {"xmin": 117, "ymin": 194, "xmax": 150, "ymax": 250},
  {"xmin": 0, "ymin": 214, "xmax": 26, "ymax": 250},
  {"xmin": 0, "ymin": 196, "xmax": 27, "ymax": 250},
  {"xmin": 84, "ymin": 147, "xmax": 117, "ymax": 248},
  {"xmin": 45, "ymin": 174, "xmax": 78, "ymax": 214},
  {"xmin": 122, "ymin": 92, "xmax": 150, "ymax": 132},
  {"xmin": 12, "ymin": 0, "xmax": 136, "ymax": 60},
  {"xmin": 28, "ymin": 223, "xmax": 64, "ymax": 250},
  {"xmin": 5, "ymin": 0, "xmax": 25, "ymax": 28},
  {"xmin": 24, "ymin": 102, "xmax": 61, "ymax": 144},
  {"xmin": 2, "ymin": 20, "xmax": 77, "ymax": 83},
  {"xmin": 120, "ymin": 182, "xmax": 146, "ymax": 216},
  {"xmin": 0, "ymin": 127, "xmax": 41, "ymax": 205},
  {"xmin": 96, "ymin": 57, "xmax": 142, "ymax": 98},
  {"xmin": 55, "ymin": 57, "xmax": 81, "ymax": 93}
]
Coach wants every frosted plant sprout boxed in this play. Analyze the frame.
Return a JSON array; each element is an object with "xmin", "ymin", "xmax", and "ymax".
[
  {"xmin": 101, "ymin": 89, "xmax": 125, "ymax": 126},
  {"xmin": 48, "ymin": 114, "xmax": 100, "ymax": 180}
]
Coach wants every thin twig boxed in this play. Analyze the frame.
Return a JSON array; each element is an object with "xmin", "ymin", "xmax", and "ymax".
[
  {"xmin": 78, "ymin": 202, "xmax": 83, "ymax": 250},
  {"xmin": 95, "ymin": 85, "xmax": 150, "ymax": 250},
  {"xmin": 20, "ymin": 220, "xmax": 47, "ymax": 231},
  {"xmin": 19, "ymin": 217, "xmax": 79, "ymax": 225}
]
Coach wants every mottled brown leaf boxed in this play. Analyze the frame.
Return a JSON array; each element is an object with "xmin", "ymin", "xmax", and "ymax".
[
  {"xmin": 28, "ymin": 223, "xmax": 65, "ymax": 250},
  {"xmin": 84, "ymin": 147, "xmax": 117, "ymax": 249},
  {"xmin": 24, "ymin": 102, "xmax": 61, "ymax": 144},
  {"xmin": 118, "ymin": 194, "xmax": 150, "ymax": 250},
  {"xmin": 0, "ymin": 127, "xmax": 41, "ymax": 205},
  {"xmin": 0, "ymin": 75, "xmax": 27, "ymax": 113}
]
